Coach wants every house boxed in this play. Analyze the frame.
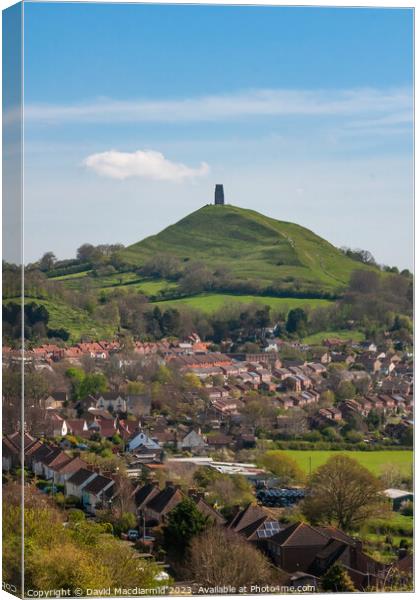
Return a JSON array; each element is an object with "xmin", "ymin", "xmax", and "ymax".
[
  {"xmin": 236, "ymin": 433, "xmax": 257, "ymax": 449},
  {"xmin": 206, "ymin": 434, "xmax": 234, "ymax": 450},
  {"xmin": 82, "ymin": 474, "xmax": 114, "ymax": 514},
  {"xmin": 206, "ymin": 387, "xmax": 230, "ymax": 401},
  {"xmin": 42, "ymin": 449, "xmax": 74, "ymax": 481},
  {"xmin": 382, "ymin": 489, "xmax": 413, "ymax": 511},
  {"xmin": 2, "ymin": 431, "xmax": 41, "ymax": 471},
  {"xmin": 228, "ymin": 504, "xmax": 282, "ymax": 542},
  {"xmin": 42, "ymin": 390, "xmax": 68, "ymax": 410},
  {"xmin": 318, "ymin": 407, "xmax": 342, "ymax": 422},
  {"xmin": 2, "ymin": 437, "xmax": 20, "ymax": 471},
  {"xmin": 266, "ymin": 522, "xmax": 384, "ymax": 590},
  {"xmin": 361, "ymin": 342, "xmax": 378, "ymax": 353},
  {"xmin": 66, "ymin": 419, "xmax": 89, "ymax": 437},
  {"xmin": 51, "ymin": 456, "xmax": 88, "ymax": 486},
  {"xmin": 133, "ymin": 482, "xmax": 160, "ymax": 514},
  {"xmin": 47, "ymin": 413, "xmax": 68, "ymax": 437},
  {"xmin": 30, "ymin": 444, "xmax": 55, "ymax": 475},
  {"xmin": 127, "ymin": 429, "xmax": 161, "ymax": 453},
  {"xmin": 306, "ymin": 362, "xmax": 327, "ymax": 375},
  {"xmin": 77, "ymin": 342, "xmax": 109, "ymax": 360},
  {"xmin": 65, "ymin": 468, "xmax": 97, "ymax": 499},
  {"xmin": 177, "ymin": 429, "xmax": 207, "ymax": 453},
  {"xmin": 143, "ymin": 483, "xmax": 184, "ymax": 524},
  {"xmin": 96, "ymin": 393, "xmax": 127, "ymax": 413},
  {"xmin": 359, "ymin": 354, "xmax": 382, "ymax": 373}
]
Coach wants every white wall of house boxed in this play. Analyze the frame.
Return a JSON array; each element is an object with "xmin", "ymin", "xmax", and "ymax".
[{"xmin": 65, "ymin": 473, "xmax": 97, "ymax": 499}]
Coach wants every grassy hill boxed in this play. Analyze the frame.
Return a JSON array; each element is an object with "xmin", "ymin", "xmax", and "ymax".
[
  {"xmin": 5, "ymin": 204, "xmax": 378, "ymax": 342},
  {"xmin": 120, "ymin": 204, "xmax": 372, "ymax": 293}
]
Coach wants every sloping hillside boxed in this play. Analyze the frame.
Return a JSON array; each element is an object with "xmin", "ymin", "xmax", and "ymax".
[{"xmin": 120, "ymin": 204, "xmax": 372, "ymax": 292}]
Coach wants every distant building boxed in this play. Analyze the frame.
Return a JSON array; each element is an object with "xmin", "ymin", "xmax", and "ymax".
[{"xmin": 214, "ymin": 184, "xmax": 225, "ymax": 205}]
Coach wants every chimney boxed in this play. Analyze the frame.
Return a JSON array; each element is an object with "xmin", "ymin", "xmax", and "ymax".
[{"xmin": 214, "ymin": 184, "xmax": 225, "ymax": 205}]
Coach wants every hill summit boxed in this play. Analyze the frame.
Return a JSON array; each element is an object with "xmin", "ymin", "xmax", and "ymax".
[{"xmin": 120, "ymin": 203, "xmax": 370, "ymax": 294}]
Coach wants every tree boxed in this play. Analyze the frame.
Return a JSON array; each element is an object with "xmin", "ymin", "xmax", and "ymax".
[
  {"xmin": 66, "ymin": 368, "xmax": 108, "ymax": 401},
  {"xmin": 76, "ymin": 243, "xmax": 102, "ymax": 263},
  {"xmin": 187, "ymin": 527, "xmax": 273, "ymax": 587},
  {"xmin": 259, "ymin": 452, "xmax": 304, "ymax": 485},
  {"xmin": 302, "ymin": 454, "xmax": 382, "ymax": 531},
  {"xmin": 321, "ymin": 563, "xmax": 356, "ymax": 592},
  {"xmin": 349, "ymin": 270, "xmax": 380, "ymax": 294},
  {"xmin": 163, "ymin": 498, "xmax": 209, "ymax": 556},
  {"xmin": 336, "ymin": 380, "xmax": 356, "ymax": 401},
  {"xmin": 286, "ymin": 308, "xmax": 307, "ymax": 336},
  {"xmin": 3, "ymin": 483, "xmax": 163, "ymax": 594},
  {"xmin": 206, "ymin": 474, "xmax": 254, "ymax": 511},
  {"xmin": 39, "ymin": 252, "xmax": 57, "ymax": 271}
]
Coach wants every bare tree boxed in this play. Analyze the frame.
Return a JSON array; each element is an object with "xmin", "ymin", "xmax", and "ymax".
[{"xmin": 188, "ymin": 527, "xmax": 274, "ymax": 587}]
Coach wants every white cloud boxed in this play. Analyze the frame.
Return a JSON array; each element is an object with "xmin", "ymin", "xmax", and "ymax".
[
  {"xmin": 83, "ymin": 149, "xmax": 210, "ymax": 181},
  {"xmin": 23, "ymin": 87, "xmax": 412, "ymax": 125}
]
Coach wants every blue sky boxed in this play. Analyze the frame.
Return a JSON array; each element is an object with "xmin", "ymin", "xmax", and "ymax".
[{"xmin": 22, "ymin": 2, "xmax": 413, "ymax": 268}]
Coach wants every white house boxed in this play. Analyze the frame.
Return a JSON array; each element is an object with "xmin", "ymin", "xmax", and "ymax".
[
  {"xmin": 127, "ymin": 430, "xmax": 161, "ymax": 452},
  {"xmin": 65, "ymin": 468, "xmax": 98, "ymax": 499},
  {"xmin": 177, "ymin": 429, "xmax": 207, "ymax": 453},
  {"xmin": 96, "ymin": 394, "xmax": 127, "ymax": 413}
]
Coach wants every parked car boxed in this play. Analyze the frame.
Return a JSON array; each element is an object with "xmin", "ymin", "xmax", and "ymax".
[{"xmin": 127, "ymin": 529, "xmax": 140, "ymax": 541}]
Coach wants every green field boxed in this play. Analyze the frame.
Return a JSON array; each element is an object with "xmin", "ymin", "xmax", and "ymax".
[
  {"xmin": 281, "ymin": 450, "xmax": 413, "ymax": 476},
  {"xmin": 51, "ymin": 271, "xmax": 177, "ymax": 296},
  {"xmin": 303, "ymin": 329, "xmax": 365, "ymax": 345},
  {"xmin": 153, "ymin": 293, "xmax": 332, "ymax": 314}
]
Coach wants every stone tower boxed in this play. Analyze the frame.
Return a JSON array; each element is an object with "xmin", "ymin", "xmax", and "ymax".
[{"xmin": 214, "ymin": 184, "xmax": 225, "ymax": 205}]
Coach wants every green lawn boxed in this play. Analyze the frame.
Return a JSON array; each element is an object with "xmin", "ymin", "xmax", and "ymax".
[
  {"xmin": 153, "ymin": 294, "xmax": 332, "ymax": 314},
  {"xmin": 303, "ymin": 329, "xmax": 365, "ymax": 345},
  {"xmin": 51, "ymin": 271, "xmax": 178, "ymax": 296},
  {"xmin": 282, "ymin": 450, "xmax": 413, "ymax": 476}
]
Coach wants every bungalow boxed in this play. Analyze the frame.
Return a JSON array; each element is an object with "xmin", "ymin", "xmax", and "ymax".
[
  {"xmin": 51, "ymin": 455, "xmax": 88, "ymax": 486},
  {"xmin": 82, "ymin": 474, "xmax": 114, "ymax": 514},
  {"xmin": 42, "ymin": 449, "xmax": 74, "ymax": 481},
  {"xmin": 30, "ymin": 444, "xmax": 56, "ymax": 475},
  {"xmin": 65, "ymin": 468, "xmax": 97, "ymax": 499}
]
